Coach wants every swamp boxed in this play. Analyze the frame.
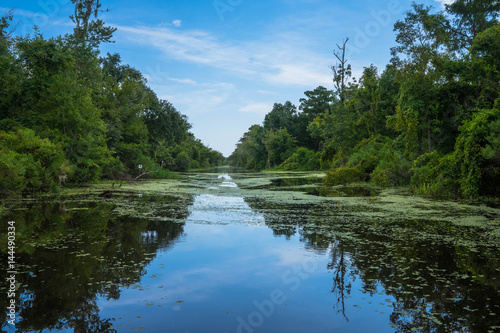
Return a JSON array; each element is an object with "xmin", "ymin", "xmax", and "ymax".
[{"xmin": 1, "ymin": 168, "xmax": 500, "ymax": 333}]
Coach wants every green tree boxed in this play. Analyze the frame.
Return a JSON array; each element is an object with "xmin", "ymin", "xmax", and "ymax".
[
  {"xmin": 229, "ymin": 125, "xmax": 267, "ymax": 170},
  {"xmin": 263, "ymin": 128, "xmax": 297, "ymax": 167},
  {"xmin": 14, "ymin": 36, "xmax": 114, "ymax": 181},
  {"xmin": 299, "ymin": 86, "xmax": 334, "ymax": 150},
  {"xmin": 445, "ymin": 0, "xmax": 500, "ymax": 50},
  {"xmin": 0, "ymin": 128, "xmax": 68, "ymax": 195},
  {"xmin": 389, "ymin": 3, "xmax": 446, "ymax": 157}
]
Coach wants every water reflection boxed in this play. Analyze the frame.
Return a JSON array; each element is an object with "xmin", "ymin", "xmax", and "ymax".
[
  {"xmin": 1, "ymin": 172, "xmax": 500, "ymax": 333},
  {"xmin": 0, "ymin": 196, "xmax": 189, "ymax": 333},
  {"xmin": 245, "ymin": 194, "xmax": 500, "ymax": 333}
]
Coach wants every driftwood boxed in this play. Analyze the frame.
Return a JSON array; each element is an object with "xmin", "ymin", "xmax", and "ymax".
[
  {"xmin": 135, "ymin": 167, "xmax": 163, "ymax": 180},
  {"xmin": 135, "ymin": 171, "xmax": 151, "ymax": 180}
]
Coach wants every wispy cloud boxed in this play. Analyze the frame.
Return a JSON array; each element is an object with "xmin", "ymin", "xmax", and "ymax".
[
  {"xmin": 434, "ymin": 0, "xmax": 454, "ymax": 8},
  {"xmin": 154, "ymin": 82, "xmax": 236, "ymax": 117},
  {"xmin": 115, "ymin": 24, "xmax": 332, "ymax": 88},
  {"xmin": 159, "ymin": 19, "xmax": 182, "ymax": 28},
  {"xmin": 238, "ymin": 102, "xmax": 273, "ymax": 115}
]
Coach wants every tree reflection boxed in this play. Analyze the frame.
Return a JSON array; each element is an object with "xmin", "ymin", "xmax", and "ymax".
[
  {"xmin": 244, "ymin": 193, "xmax": 500, "ymax": 332},
  {"xmin": 0, "ymin": 194, "xmax": 189, "ymax": 333},
  {"xmin": 328, "ymin": 240, "xmax": 352, "ymax": 322}
]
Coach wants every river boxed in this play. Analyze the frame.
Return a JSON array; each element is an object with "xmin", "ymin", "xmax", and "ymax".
[{"xmin": 1, "ymin": 169, "xmax": 500, "ymax": 332}]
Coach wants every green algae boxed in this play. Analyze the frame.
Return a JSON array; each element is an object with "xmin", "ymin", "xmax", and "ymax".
[{"xmin": 2, "ymin": 170, "xmax": 500, "ymax": 333}]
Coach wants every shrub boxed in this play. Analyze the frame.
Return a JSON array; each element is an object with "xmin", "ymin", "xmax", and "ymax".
[
  {"xmin": 154, "ymin": 168, "xmax": 179, "ymax": 179},
  {"xmin": 282, "ymin": 147, "xmax": 320, "ymax": 171},
  {"xmin": 370, "ymin": 153, "xmax": 412, "ymax": 186},
  {"xmin": 0, "ymin": 128, "xmax": 68, "ymax": 195},
  {"xmin": 410, "ymin": 151, "xmax": 459, "ymax": 198},
  {"xmin": 175, "ymin": 151, "xmax": 191, "ymax": 171},
  {"xmin": 324, "ymin": 166, "xmax": 367, "ymax": 185},
  {"xmin": 454, "ymin": 107, "xmax": 500, "ymax": 197},
  {"xmin": 190, "ymin": 159, "xmax": 200, "ymax": 170}
]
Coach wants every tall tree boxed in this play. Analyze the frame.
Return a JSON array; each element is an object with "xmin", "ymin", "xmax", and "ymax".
[
  {"xmin": 331, "ymin": 38, "xmax": 352, "ymax": 107},
  {"xmin": 299, "ymin": 86, "xmax": 334, "ymax": 150},
  {"xmin": 390, "ymin": 3, "xmax": 445, "ymax": 156},
  {"xmin": 69, "ymin": 0, "xmax": 116, "ymax": 50},
  {"xmin": 446, "ymin": 0, "xmax": 500, "ymax": 50}
]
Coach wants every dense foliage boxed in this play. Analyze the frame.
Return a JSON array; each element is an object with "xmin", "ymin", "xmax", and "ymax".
[
  {"xmin": 0, "ymin": 3, "xmax": 224, "ymax": 196},
  {"xmin": 229, "ymin": 1, "xmax": 500, "ymax": 198}
]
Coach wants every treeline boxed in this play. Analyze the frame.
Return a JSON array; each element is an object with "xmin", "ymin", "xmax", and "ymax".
[
  {"xmin": 229, "ymin": 1, "xmax": 500, "ymax": 198},
  {"xmin": 0, "ymin": 2, "xmax": 225, "ymax": 196}
]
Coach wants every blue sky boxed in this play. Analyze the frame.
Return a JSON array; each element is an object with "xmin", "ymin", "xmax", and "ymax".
[{"xmin": 2, "ymin": 0, "xmax": 449, "ymax": 156}]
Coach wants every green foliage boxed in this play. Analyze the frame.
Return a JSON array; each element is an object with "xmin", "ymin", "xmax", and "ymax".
[
  {"xmin": 455, "ymin": 107, "xmax": 500, "ymax": 197},
  {"xmin": 410, "ymin": 107, "xmax": 500, "ymax": 198},
  {"xmin": 264, "ymin": 128, "xmax": 297, "ymax": 167},
  {"xmin": 410, "ymin": 151, "xmax": 459, "ymax": 198},
  {"xmin": 154, "ymin": 168, "xmax": 179, "ymax": 179},
  {"xmin": 229, "ymin": 125, "xmax": 267, "ymax": 170},
  {"xmin": 370, "ymin": 155, "xmax": 412, "ymax": 187},
  {"xmin": 338, "ymin": 136, "xmax": 412, "ymax": 187},
  {"xmin": 174, "ymin": 152, "xmax": 191, "ymax": 172},
  {"xmin": 0, "ymin": 5, "xmax": 224, "ymax": 193},
  {"xmin": 324, "ymin": 166, "xmax": 366, "ymax": 186},
  {"xmin": 282, "ymin": 147, "xmax": 320, "ymax": 171},
  {"xmin": 0, "ymin": 128, "xmax": 68, "ymax": 195}
]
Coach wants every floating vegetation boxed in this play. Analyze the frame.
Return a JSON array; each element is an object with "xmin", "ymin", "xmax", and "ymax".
[{"xmin": 1, "ymin": 172, "xmax": 499, "ymax": 332}]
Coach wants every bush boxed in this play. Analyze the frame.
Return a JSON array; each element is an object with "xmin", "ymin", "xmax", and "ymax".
[
  {"xmin": 370, "ymin": 153, "xmax": 412, "ymax": 186},
  {"xmin": 324, "ymin": 166, "xmax": 367, "ymax": 185},
  {"xmin": 175, "ymin": 151, "xmax": 191, "ymax": 171},
  {"xmin": 0, "ymin": 149, "xmax": 29, "ymax": 194},
  {"xmin": 190, "ymin": 159, "xmax": 200, "ymax": 170},
  {"xmin": 154, "ymin": 168, "xmax": 179, "ymax": 179},
  {"xmin": 454, "ymin": 107, "xmax": 500, "ymax": 197},
  {"xmin": 409, "ymin": 151, "xmax": 459, "ymax": 198},
  {"xmin": 0, "ymin": 128, "xmax": 68, "ymax": 195},
  {"xmin": 282, "ymin": 147, "xmax": 320, "ymax": 171},
  {"xmin": 331, "ymin": 135, "xmax": 412, "ymax": 186}
]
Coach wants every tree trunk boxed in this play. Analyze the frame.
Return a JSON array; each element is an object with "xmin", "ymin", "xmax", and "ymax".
[{"xmin": 262, "ymin": 140, "xmax": 271, "ymax": 170}]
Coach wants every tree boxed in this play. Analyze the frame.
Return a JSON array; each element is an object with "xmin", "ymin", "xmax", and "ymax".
[
  {"xmin": 299, "ymin": 86, "xmax": 334, "ymax": 150},
  {"xmin": 13, "ymin": 36, "xmax": 115, "ymax": 181},
  {"xmin": 229, "ymin": 125, "xmax": 267, "ymax": 170},
  {"xmin": 389, "ymin": 3, "xmax": 446, "ymax": 157},
  {"xmin": 446, "ymin": 0, "xmax": 500, "ymax": 50},
  {"xmin": 263, "ymin": 128, "xmax": 297, "ymax": 167},
  {"xmin": 69, "ymin": 0, "xmax": 116, "ymax": 50},
  {"xmin": 350, "ymin": 65, "xmax": 382, "ymax": 138},
  {"xmin": 331, "ymin": 38, "xmax": 352, "ymax": 107},
  {"xmin": 263, "ymin": 102, "xmax": 297, "ymax": 131}
]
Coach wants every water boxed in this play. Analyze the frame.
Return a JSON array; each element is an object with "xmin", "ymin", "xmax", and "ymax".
[{"xmin": 1, "ymin": 172, "xmax": 500, "ymax": 332}]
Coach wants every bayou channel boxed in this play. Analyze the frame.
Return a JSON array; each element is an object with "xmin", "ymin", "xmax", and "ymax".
[{"xmin": 1, "ymin": 168, "xmax": 500, "ymax": 332}]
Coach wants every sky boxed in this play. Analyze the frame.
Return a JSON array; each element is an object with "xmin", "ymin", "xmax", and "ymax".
[{"xmin": 2, "ymin": 0, "xmax": 450, "ymax": 156}]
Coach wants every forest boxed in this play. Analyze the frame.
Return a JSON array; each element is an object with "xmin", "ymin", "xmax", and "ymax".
[
  {"xmin": 229, "ymin": 1, "xmax": 500, "ymax": 199},
  {"xmin": 0, "ymin": 1, "xmax": 225, "ymax": 196}
]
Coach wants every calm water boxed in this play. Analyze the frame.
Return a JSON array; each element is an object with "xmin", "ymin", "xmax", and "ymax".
[{"xmin": 1, "ymin": 172, "xmax": 500, "ymax": 333}]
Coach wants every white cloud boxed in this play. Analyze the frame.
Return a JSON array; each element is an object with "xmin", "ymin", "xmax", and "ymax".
[
  {"xmin": 172, "ymin": 19, "xmax": 182, "ymax": 27},
  {"xmin": 434, "ymin": 0, "xmax": 454, "ymax": 8},
  {"xmin": 115, "ymin": 24, "xmax": 332, "ymax": 88},
  {"xmin": 167, "ymin": 77, "xmax": 197, "ymax": 85},
  {"xmin": 152, "ymin": 82, "xmax": 236, "ymax": 117},
  {"xmin": 238, "ymin": 102, "xmax": 273, "ymax": 115}
]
